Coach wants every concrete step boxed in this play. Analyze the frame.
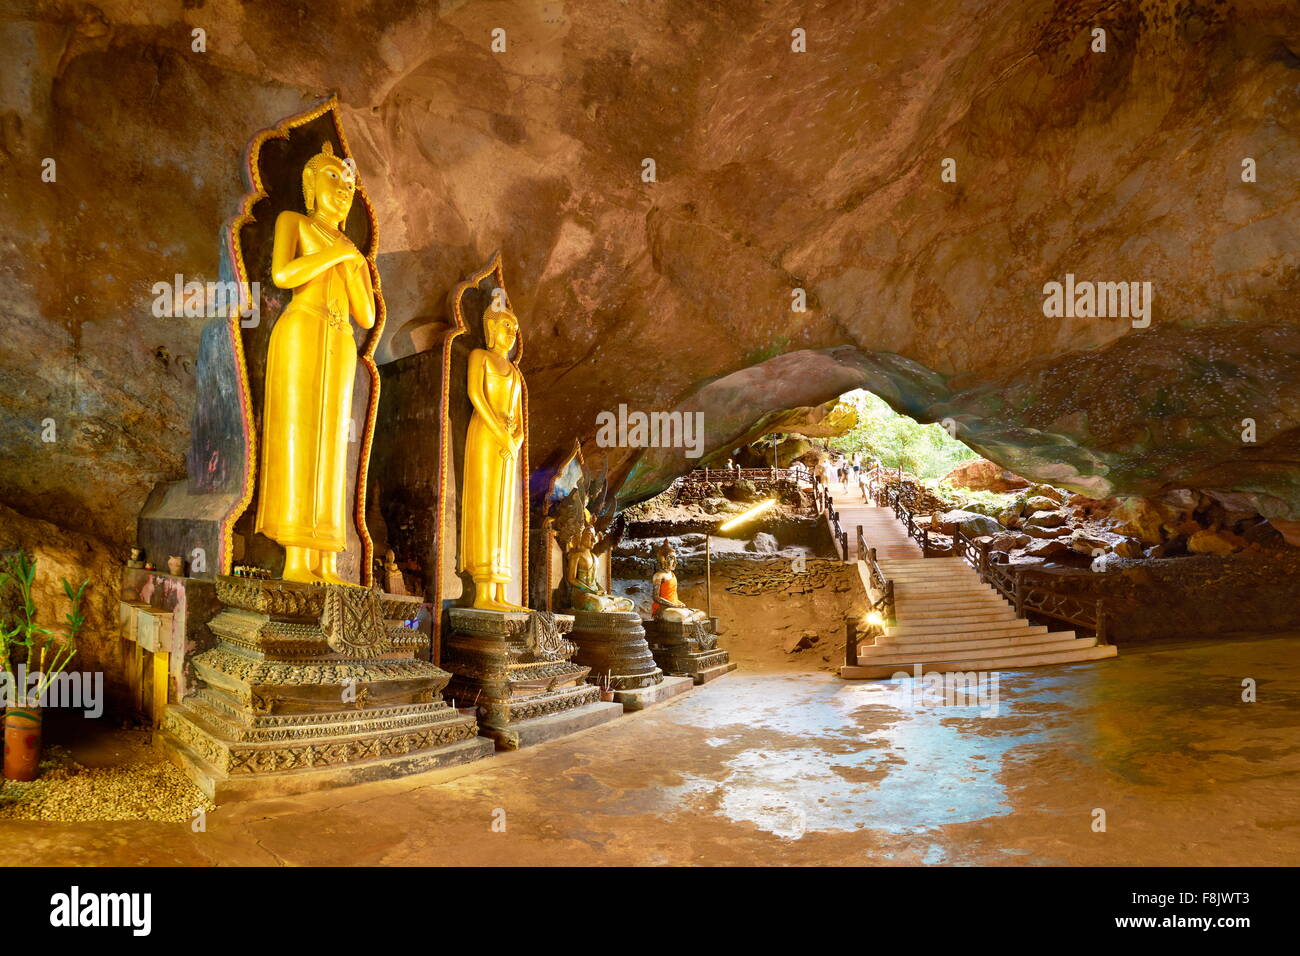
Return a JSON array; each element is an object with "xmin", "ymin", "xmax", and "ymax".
[
  {"xmin": 886, "ymin": 621, "xmax": 1043, "ymax": 640},
  {"xmin": 841, "ymin": 642, "xmax": 1118, "ymax": 679},
  {"xmin": 894, "ymin": 600, "xmax": 1013, "ymax": 616},
  {"xmin": 865, "ymin": 630, "xmax": 1078, "ymax": 655},
  {"xmin": 893, "ymin": 611, "xmax": 1020, "ymax": 627},
  {"xmin": 894, "ymin": 582, "xmax": 993, "ymax": 590},
  {"xmin": 882, "ymin": 626, "xmax": 1052, "ymax": 647},
  {"xmin": 887, "ymin": 575, "xmax": 986, "ymax": 585},
  {"xmin": 894, "ymin": 597, "xmax": 1008, "ymax": 608},
  {"xmin": 858, "ymin": 634, "xmax": 1097, "ymax": 665}
]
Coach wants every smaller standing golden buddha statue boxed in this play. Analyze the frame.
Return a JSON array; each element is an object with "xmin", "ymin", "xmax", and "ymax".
[
  {"xmin": 460, "ymin": 303, "xmax": 527, "ymax": 612},
  {"xmin": 650, "ymin": 540, "xmax": 708, "ymax": 623},
  {"xmin": 565, "ymin": 523, "xmax": 634, "ymax": 613}
]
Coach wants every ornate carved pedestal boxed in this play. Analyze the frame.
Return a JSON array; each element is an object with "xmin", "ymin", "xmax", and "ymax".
[
  {"xmin": 442, "ymin": 608, "xmax": 622, "ymax": 750},
  {"xmin": 567, "ymin": 610, "xmax": 694, "ymax": 710},
  {"xmin": 568, "ymin": 610, "xmax": 662, "ymax": 689},
  {"xmin": 156, "ymin": 577, "xmax": 493, "ymax": 801},
  {"xmin": 643, "ymin": 617, "xmax": 737, "ymax": 685}
]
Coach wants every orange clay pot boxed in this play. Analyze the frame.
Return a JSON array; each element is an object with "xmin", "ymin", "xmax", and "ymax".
[{"xmin": 3, "ymin": 706, "xmax": 42, "ymax": 782}]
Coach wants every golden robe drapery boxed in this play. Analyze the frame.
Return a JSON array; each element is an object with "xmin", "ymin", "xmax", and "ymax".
[
  {"xmin": 459, "ymin": 356, "xmax": 522, "ymax": 584},
  {"xmin": 255, "ymin": 291, "xmax": 356, "ymax": 552}
]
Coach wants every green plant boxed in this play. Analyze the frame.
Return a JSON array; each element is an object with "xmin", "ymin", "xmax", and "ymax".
[
  {"xmin": 0, "ymin": 553, "xmax": 88, "ymax": 709},
  {"xmin": 827, "ymin": 390, "xmax": 979, "ymax": 478}
]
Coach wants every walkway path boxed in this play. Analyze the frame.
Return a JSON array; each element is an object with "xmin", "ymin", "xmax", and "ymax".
[
  {"xmin": 3, "ymin": 635, "xmax": 1293, "ymax": 866},
  {"xmin": 829, "ymin": 487, "xmax": 1117, "ymax": 679}
]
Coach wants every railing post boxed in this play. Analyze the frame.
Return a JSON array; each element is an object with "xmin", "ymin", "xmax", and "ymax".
[
  {"xmin": 1013, "ymin": 570, "xmax": 1024, "ymax": 617},
  {"xmin": 1096, "ymin": 599, "xmax": 1107, "ymax": 645},
  {"xmin": 845, "ymin": 617, "xmax": 859, "ymax": 667}
]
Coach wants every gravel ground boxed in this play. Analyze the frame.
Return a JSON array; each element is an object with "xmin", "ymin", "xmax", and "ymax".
[{"xmin": 0, "ymin": 740, "xmax": 215, "ymax": 823}]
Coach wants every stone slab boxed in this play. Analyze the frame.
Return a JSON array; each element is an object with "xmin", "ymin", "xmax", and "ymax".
[
  {"xmin": 155, "ymin": 726, "xmax": 495, "ymax": 803},
  {"xmin": 478, "ymin": 700, "xmax": 623, "ymax": 751},
  {"xmin": 612, "ymin": 674, "xmax": 694, "ymax": 711},
  {"xmin": 692, "ymin": 661, "xmax": 738, "ymax": 684}
]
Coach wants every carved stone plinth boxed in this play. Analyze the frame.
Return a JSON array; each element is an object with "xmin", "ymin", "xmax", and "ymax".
[
  {"xmin": 442, "ymin": 608, "xmax": 622, "ymax": 750},
  {"xmin": 156, "ymin": 577, "xmax": 493, "ymax": 801},
  {"xmin": 567, "ymin": 610, "xmax": 664, "ymax": 691},
  {"xmin": 643, "ymin": 617, "xmax": 736, "ymax": 685}
]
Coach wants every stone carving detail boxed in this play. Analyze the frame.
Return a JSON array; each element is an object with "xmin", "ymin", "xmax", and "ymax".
[
  {"xmin": 159, "ymin": 576, "xmax": 484, "ymax": 787},
  {"xmin": 320, "ymin": 585, "xmax": 387, "ymax": 658},
  {"xmin": 526, "ymin": 610, "xmax": 576, "ymax": 662},
  {"xmin": 643, "ymin": 616, "xmax": 734, "ymax": 684},
  {"xmin": 688, "ymin": 620, "xmax": 717, "ymax": 651},
  {"xmin": 216, "ymin": 577, "xmax": 324, "ymax": 617},
  {"xmin": 441, "ymin": 608, "xmax": 608, "ymax": 747}
]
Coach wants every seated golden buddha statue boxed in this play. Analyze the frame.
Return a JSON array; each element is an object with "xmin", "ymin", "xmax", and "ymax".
[
  {"xmin": 255, "ymin": 141, "xmax": 375, "ymax": 585},
  {"xmin": 565, "ymin": 523, "xmax": 634, "ymax": 613},
  {"xmin": 650, "ymin": 540, "xmax": 708, "ymax": 624}
]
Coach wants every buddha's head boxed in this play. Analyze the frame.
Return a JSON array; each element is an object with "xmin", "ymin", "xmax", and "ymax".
[
  {"xmin": 302, "ymin": 141, "xmax": 356, "ymax": 224},
  {"xmin": 578, "ymin": 523, "xmax": 597, "ymax": 551},
  {"xmin": 483, "ymin": 302, "xmax": 519, "ymax": 354},
  {"xmin": 654, "ymin": 540, "xmax": 677, "ymax": 572}
]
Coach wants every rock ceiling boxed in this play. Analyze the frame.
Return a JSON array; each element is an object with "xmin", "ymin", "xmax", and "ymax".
[{"xmin": 1, "ymin": 0, "xmax": 1297, "ymax": 547}]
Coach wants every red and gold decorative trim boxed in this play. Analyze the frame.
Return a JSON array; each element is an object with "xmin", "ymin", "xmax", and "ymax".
[
  {"xmin": 218, "ymin": 96, "xmax": 383, "ymax": 585},
  {"xmin": 434, "ymin": 251, "xmax": 531, "ymax": 652}
]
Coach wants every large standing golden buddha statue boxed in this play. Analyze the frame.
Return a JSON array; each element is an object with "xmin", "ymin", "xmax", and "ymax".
[
  {"xmin": 255, "ymin": 142, "xmax": 375, "ymax": 585},
  {"xmin": 460, "ymin": 303, "xmax": 528, "ymax": 611}
]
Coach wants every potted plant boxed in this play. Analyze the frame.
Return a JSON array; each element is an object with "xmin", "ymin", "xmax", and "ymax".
[
  {"xmin": 598, "ymin": 672, "xmax": 616, "ymax": 703},
  {"xmin": 0, "ymin": 552, "xmax": 88, "ymax": 782}
]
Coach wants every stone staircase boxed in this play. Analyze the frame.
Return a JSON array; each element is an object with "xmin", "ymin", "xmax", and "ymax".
[{"xmin": 837, "ymin": 503, "xmax": 1118, "ymax": 679}]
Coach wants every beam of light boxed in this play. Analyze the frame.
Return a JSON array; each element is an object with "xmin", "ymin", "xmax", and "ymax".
[{"xmin": 719, "ymin": 498, "xmax": 777, "ymax": 532}]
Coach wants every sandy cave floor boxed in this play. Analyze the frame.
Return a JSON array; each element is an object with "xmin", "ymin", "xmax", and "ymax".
[{"xmin": 1, "ymin": 577, "xmax": 1298, "ymax": 866}]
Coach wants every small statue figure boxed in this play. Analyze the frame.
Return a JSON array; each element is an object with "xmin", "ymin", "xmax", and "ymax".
[
  {"xmin": 565, "ymin": 523, "xmax": 634, "ymax": 613},
  {"xmin": 383, "ymin": 548, "xmax": 407, "ymax": 596},
  {"xmin": 167, "ymin": 555, "xmax": 184, "ymax": 576},
  {"xmin": 650, "ymin": 540, "xmax": 707, "ymax": 624},
  {"xmin": 127, "ymin": 548, "xmax": 146, "ymax": 569}
]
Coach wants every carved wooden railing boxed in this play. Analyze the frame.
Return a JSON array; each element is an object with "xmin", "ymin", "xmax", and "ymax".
[
  {"xmin": 880, "ymin": 483, "xmax": 942, "ymax": 557},
  {"xmin": 953, "ymin": 527, "xmax": 1109, "ymax": 645},
  {"xmin": 688, "ymin": 466, "xmax": 798, "ymax": 483},
  {"xmin": 810, "ymin": 476, "xmax": 849, "ymax": 560}
]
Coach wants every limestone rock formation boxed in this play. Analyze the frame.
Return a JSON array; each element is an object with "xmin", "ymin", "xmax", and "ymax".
[
  {"xmin": 943, "ymin": 459, "xmax": 1030, "ymax": 494},
  {"xmin": 1, "ymin": 0, "xmax": 1298, "ymax": 570}
]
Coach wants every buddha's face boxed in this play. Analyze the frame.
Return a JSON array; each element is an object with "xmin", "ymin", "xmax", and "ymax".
[
  {"xmin": 579, "ymin": 525, "xmax": 597, "ymax": 550},
  {"xmin": 658, "ymin": 549, "xmax": 676, "ymax": 571},
  {"xmin": 311, "ymin": 158, "xmax": 355, "ymax": 224},
  {"xmin": 486, "ymin": 308, "xmax": 519, "ymax": 353}
]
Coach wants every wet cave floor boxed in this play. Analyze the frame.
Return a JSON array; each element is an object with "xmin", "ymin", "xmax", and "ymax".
[{"xmin": 2, "ymin": 612, "xmax": 1298, "ymax": 866}]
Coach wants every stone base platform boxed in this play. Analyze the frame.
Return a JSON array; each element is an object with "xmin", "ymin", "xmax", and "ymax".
[
  {"xmin": 476, "ymin": 699, "xmax": 623, "ymax": 750},
  {"xmin": 156, "ymin": 716, "xmax": 493, "ymax": 802},
  {"xmin": 156, "ymin": 576, "xmax": 492, "ymax": 802},
  {"xmin": 643, "ymin": 617, "xmax": 735, "ymax": 685},
  {"xmin": 691, "ymin": 660, "xmax": 738, "ymax": 684},
  {"xmin": 443, "ymin": 608, "xmax": 621, "ymax": 750},
  {"xmin": 611, "ymin": 674, "xmax": 694, "ymax": 711},
  {"xmin": 569, "ymin": 609, "xmax": 664, "ymax": 691}
]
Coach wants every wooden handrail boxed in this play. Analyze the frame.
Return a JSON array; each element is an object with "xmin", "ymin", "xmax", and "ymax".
[
  {"xmin": 952, "ymin": 526, "xmax": 1110, "ymax": 645},
  {"xmin": 847, "ymin": 539, "xmax": 896, "ymax": 666},
  {"xmin": 881, "ymin": 473, "xmax": 1114, "ymax": 645}
]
